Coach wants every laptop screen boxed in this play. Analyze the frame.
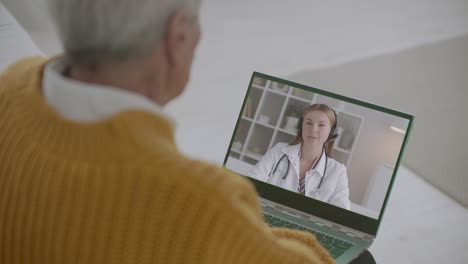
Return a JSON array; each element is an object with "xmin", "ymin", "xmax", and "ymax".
[{"xmin": 223, "ymin": 72, "xmax": 413, "ymax": 234}]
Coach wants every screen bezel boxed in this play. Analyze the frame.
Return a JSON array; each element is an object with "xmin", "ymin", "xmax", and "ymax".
[{"xmin": 222, "ymin": 72, "xmax": 414, "ymax": 236}]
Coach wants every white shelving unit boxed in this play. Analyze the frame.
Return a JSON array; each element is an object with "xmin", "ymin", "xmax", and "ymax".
[{"xmin": 230, "ymin": 77, "xmax": 364, "ymax": 167}]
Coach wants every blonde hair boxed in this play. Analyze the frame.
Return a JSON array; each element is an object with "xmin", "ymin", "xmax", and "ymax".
[{"xmin": 291, "ymin": 104, "xmax": 337, "ymax": 157}]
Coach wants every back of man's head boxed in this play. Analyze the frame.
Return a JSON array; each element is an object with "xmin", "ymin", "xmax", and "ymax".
[{"xmin": 47, "ymin": 0, "xmax": 201, "ymax": 66}]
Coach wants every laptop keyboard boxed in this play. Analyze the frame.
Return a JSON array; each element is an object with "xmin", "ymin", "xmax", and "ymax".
[{"xmin": 264, "ymin": 213, "xmax": 354, "ymax": 259}]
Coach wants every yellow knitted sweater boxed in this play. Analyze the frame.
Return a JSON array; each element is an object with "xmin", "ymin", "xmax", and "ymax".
[{"xmin": 0, "ymin": 57, "xmax": 334, "ymax": 264}]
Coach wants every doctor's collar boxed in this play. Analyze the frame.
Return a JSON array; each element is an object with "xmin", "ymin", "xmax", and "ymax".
[{"xmin": 281, "ymin": 143, "xmax": 327, "ymax": 176}]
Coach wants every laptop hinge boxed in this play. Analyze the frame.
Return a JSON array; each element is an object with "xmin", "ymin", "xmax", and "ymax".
[{"xmin": 260, "ymin": 198, "xmax": 375, "ymax": 242}]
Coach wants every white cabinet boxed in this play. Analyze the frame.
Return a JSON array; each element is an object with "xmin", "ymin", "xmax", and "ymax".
[{"xmin": 229, "ymin": 77, "xmax": 364, "ymax": 167}]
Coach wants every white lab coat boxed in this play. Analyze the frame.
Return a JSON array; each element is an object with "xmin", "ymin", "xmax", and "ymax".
[{"xmin": 248, "ymin": 142, "xmax": 351, "ymax": 209}]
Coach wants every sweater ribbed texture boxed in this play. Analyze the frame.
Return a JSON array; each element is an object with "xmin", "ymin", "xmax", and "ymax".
[{"xmin": 0, "ymin": 57, "xmax": 334, "ymax": 264}]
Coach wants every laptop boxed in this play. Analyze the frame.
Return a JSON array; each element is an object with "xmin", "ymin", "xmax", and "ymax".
[{"xmin": 222, "ymin": 72, "xmax": 413, "ymax": 263}]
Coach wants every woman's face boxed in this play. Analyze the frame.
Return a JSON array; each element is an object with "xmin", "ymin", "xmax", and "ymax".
[{"xmin": 302, "ymin": 110, "xmax": 332, "ymax": 146}]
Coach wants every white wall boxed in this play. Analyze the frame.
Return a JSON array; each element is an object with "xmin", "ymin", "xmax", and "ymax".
[
  {"xmin": 1, "ymin": 0, "xmax": 61, "ymax": 55},
  {"xmin": 0, "ymin": 4, "xmax": 43, "ymax": 71}
]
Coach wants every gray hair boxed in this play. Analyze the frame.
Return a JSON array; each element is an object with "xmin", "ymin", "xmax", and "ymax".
[{"xmin": 48, "ymin": 0, "xmax": 201, "ymax": 65}]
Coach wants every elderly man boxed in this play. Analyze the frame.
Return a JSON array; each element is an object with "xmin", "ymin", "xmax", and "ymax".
[{"xmin": 0, "ymin": 0, "xmax": 336, "ymax": 263}]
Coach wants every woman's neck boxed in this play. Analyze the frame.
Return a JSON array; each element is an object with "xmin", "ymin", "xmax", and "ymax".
[{"xmin": 300, "ymin": 142, "xmax": 323, "ymax": 163}]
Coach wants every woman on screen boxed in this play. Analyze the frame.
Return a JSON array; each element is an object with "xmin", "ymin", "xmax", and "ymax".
[{"xmin": 249, "ymin": 104, "xmax": 351, "ymax": 209}]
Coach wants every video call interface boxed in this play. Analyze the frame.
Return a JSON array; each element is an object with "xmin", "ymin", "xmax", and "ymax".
[{"xmin": 225, "ymin": 75, "xmax": 410, "ymax": 219}]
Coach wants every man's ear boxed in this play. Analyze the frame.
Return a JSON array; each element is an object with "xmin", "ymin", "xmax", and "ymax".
[{"xmin": 164, "ymin": 10, "xmax": 192, "ymax": 68}]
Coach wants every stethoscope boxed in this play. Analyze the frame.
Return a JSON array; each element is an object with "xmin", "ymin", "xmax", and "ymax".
[{"xmin": 268, "ymin": 148, "xmax": 329, "ymax": 190}]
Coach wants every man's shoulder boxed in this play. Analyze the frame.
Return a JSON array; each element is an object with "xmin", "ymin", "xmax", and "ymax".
[
  {"xmin": 0, "ymin": 56, "xmax": 47, "ymax": 81},
  {"xmin": 0, "ymin": 56, "xmax": 47, "ymax": 96},
  {"xmin": 144, "ymin": 152, "xmax": 258, "ymax": 202}
]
